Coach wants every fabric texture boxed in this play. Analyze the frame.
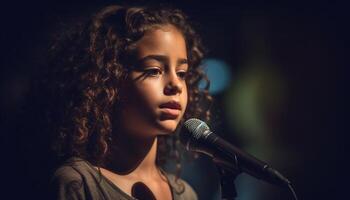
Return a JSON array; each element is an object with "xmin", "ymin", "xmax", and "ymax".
[{"xmin": 50, "ymin": 157, "xmax": 197, "ymax": 200}]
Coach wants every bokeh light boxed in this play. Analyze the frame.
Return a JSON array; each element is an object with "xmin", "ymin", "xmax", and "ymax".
[{"xmin": 200, "ymin": 58, "xmax": 232, "ymax": 95}]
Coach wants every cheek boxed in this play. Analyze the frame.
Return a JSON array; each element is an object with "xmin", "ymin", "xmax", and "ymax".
[
  {"xmin": 141, "ymin": 82, "xmax": 162, "ymax": 100},
  {"xmin": 130, "ymin": 80, "xmax": 163, "ymax": 112},
  {"xmin": 182, "ymin": 85, "xmax": 188, "ymax": 112}
]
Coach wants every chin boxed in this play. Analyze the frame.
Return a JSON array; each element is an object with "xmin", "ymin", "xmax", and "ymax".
[{"xmin": 155, "ymin": 119, "xmax": 180, "ymax": 135}]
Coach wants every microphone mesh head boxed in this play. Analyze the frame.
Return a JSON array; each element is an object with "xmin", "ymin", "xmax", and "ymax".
[{"xmin": 183, "ymin": 118, "xmax": 210, "ymax": 140}]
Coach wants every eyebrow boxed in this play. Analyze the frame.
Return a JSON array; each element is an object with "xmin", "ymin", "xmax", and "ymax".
[{"xmin": 137, "ymin": 55, "xmax": 188, "ymax": 66}]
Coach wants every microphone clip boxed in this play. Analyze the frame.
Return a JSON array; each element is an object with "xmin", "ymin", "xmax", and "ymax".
[{"xmin": 214, "ymin": 159, "xmax": 240, "ymax": 200}]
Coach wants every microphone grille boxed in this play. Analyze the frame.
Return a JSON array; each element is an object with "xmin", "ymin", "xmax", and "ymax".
[{"xmin": 183, "ymin": 118, "xmax": 210, "ymax": 139}]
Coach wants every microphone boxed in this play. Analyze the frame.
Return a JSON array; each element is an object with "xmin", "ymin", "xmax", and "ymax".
[{"xmin": 179, "ymin": 118, "xmax": 291, "ymax": 187}]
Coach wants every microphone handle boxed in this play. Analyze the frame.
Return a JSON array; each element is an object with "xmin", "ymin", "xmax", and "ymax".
[{"xmin": 207, "ymin": 132, "xmax": 290, "ymax": 186}]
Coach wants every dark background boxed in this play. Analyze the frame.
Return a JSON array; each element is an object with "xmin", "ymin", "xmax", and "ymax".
[{"xmin": 0, "ymin": 0, "xmax": 347, "ymax": 199}]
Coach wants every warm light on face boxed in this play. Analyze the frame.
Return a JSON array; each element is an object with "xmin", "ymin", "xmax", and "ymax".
[{"xmin": 119, "ymin": 25, "xmax": 188, "ymax": 138}]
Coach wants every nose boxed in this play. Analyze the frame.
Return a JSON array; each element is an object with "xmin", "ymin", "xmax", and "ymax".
[{"xmin": 164, "ymin": 71, "xmax": 183, "ymax": 95}]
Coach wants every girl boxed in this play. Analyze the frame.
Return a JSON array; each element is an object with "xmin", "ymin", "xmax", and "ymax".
[{"xmin": 48, "ymin": 4, "xmax": 211, "ymax": 200}]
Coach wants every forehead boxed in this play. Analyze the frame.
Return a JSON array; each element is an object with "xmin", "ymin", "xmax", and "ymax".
[{"xmin": 134, "ymin": 25, "xmax": 187, "ymax": 58}]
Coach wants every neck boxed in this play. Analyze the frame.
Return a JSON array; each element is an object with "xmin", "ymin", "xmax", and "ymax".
[{"xmin": 105, "ymin": 130, "xmax": 159, "ymax": 176}]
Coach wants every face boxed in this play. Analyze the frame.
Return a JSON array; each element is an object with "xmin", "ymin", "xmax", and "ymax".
[{"xmin": 118, "ymin": 25, "xmax": 188, "ymax": 138}]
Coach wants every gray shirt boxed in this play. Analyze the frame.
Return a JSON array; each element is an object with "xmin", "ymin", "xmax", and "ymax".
[{"xmin": 50, "ymin": 157, "xmax": 197, "ymax": 200}]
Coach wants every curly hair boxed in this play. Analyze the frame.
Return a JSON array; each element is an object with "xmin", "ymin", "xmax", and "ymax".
[{"xmin": 46, "ymin": 4, "xmax": 211, "ymax": 185}]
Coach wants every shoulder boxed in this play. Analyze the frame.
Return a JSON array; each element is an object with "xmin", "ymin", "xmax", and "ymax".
[
  {"xmin": 166, "ymin": 174, "xmax": 198, "ymax": 200},
  {"xmin": 51, "ymin": 157, "xmax": 88, "ymax": 184},
  {"xmin": 50, "ymin": 157, "xmax": 96, "ymax": 200}
]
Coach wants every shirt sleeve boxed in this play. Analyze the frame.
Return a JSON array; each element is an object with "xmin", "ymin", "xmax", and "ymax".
[
  {"xmin": 182, "ymin": 180, "xmax": 198, "ymax": 200},
  {"xmin": 50, "ymin": 166, "xmax": 86, "ymax": 200},
  {"xmin": 168, "ymin": 174, "xmax": 198, "ymax": 200}
]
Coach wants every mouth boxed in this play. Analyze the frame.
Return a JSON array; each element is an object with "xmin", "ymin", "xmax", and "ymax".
[
  {"xmin": 159, "ymin": 101, "xmax": 182, "ymax": 119},
  {"xmin": 159, "ymin": 101, "xmax": 182, "ymax": 110}
]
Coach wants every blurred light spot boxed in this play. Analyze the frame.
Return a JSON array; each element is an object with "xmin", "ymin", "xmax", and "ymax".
[{"xmin": 200, "ymin": 58, "xmax": 232, "ymax": 95}]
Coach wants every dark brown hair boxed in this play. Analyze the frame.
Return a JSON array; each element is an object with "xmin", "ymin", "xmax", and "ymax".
[{"xmin": 47, "ymin": 4, "xmax": 211, "ymax": 187}]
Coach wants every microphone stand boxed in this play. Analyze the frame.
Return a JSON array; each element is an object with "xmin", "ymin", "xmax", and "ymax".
[{"xmin": 213, "ymin": 158, "xmax": 241, "ymax": 200}]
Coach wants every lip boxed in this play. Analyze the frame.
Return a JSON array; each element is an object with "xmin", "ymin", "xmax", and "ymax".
[
  {"xmin": 159, "ymin": 101, "xmax": 181, "ymax": 119},
  {"xmin": 159, "ymin": 101, "xmax": 182, "ymax": 110},
  {"xmin": 159, "ymin": 108, "xmax": 180, "ymax": 119}
]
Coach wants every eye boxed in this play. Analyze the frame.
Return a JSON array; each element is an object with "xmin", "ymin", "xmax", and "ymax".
[
  {"xmin": 145, "ymin": 68, "xmax": 162, "ymax": 77},
  {"xmin": 177, "ymin": 70, "xmax": 188, "ymax": 80}
]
